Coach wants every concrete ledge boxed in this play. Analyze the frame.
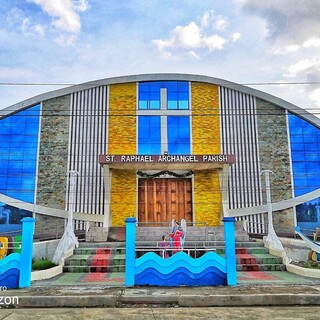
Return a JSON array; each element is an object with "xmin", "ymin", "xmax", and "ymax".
[
  {"xmin": 31, "ymin": 247, "xmax": 74, "ymax": 281},
  {"xmin": 4, "ymin": 286, "xmax": 320, "ymax": 308},
  {"xmin": 286, "ymin": 263, "xmax": 320, "ymax": 278},
  {"xmin": 31, "ymin": 265, "xmax": 62, "ymax": 281},
  {"xmin": 15, "ymin": 295, "xmax": 120, "ymax": 308},
  {"xmin": 178, "ymin": 293, "xmax": 320, "ymax": 307}
]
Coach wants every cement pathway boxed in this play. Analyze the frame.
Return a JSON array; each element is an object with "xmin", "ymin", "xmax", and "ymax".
[
  {"xmin": 1, "ymin": 307, "xmax": 320, "ymax": 320},
  {"xmin": 31, "ymin": 269, "xmax": 320, "ymax": 287}
]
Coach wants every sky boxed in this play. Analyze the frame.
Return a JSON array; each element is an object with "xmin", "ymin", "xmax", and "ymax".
[{"xmin": 1, "ymin": 0, "xmax": 320, "ymax": 115}]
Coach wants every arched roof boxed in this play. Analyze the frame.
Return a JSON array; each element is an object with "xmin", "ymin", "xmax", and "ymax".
[{"xmin": 1, "ymin": 73, "xmax": 319, "ymax": 127}]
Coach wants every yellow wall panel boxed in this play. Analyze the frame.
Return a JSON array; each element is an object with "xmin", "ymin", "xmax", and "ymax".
[
  {"xmin": 191, "ymin": 82, "xmax": 220, "ymax": 154},
  {"xmin": 111, "ymin": 170, "xmax": 136, "ymax": 226},
  {"xmin": 194, "ymin": 170, "xmax": 221, "ymax": 226},
  {"xmin": 191, "ymin": 82, "xmax": 221, "ymax": 225},
  {"xmin": 108, "ymin": 83, "xmax": 136, "ymax": 154}
]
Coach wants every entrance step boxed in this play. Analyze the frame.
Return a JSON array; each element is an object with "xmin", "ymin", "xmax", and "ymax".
[
  {"xmin": 108, "ymin": 227, "xmax": 126, "ymax": 242},
  {"xmin": 63, "ymin": 229, "xmax": 126, "ymax": 281},
  {"xmin": 135, "ymin": 225, "xmax": 286, "ymax": 273},
  {"xmin": 63, "ymin": 246, "xmax": 125, "ymax": 273},
  {"xmin": 136, "ymin": 226, "xmax": 249, "ymax": 245},
  {"xmin": 85, "ymin": 225, "xmax": 109, "ymax": 242}
]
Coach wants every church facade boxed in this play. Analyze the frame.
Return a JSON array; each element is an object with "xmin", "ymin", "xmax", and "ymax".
[{"xmin": 1, "ymin": 74, "xmax": 320, "ymax": 235}]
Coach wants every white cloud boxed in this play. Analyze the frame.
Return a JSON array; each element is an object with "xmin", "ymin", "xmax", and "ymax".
[
  {"xmin": 54, "ymin": 33, "xmax": 78, "ymax": 46},
  {"xmin": 22, "ymin": 18, "xmax": 45, "ymax": 36},
  {"xmin": 188, "ymin": 50, "xmax": 200, "ymax": 59},
  {"xmin": 309, "ymin": 88, "xmax": 320, "ymax": 108},
  {"xmin": 275, "ymin": 38, "xmax": 320, "ymax": 54},
  {"xmin": 5, "ymin": 7, "xmax": 45, "ymax": 37},
  {"xmin": 153, "ymin": 10, "xmax": 233, "ymax": 58},
  {"xmin": 231, "ymin": 32, "xmax": 241, "ymax": 42},
  {"xmin": 282, "ymin": 59, "xmax": 320, "ymax": 112},
  {"xmin": 173, "ymin": 22, "xmax": 202, "ymax": 49},
  {"xmin": 303, "ymin": 38, "xmax": 320, "ymax": 49},
  {"xmin": 200, "ymin": 11, "xmax": 211, "ymax": 28},
  {"xmin": 240, "ymin": 0, "xmax": 320, "ymax": 49},
  {"xmin": 203, "ymin": 35, "xmax": 226, "ymax": 51},
  {"xmin": 215, "ymin": 16, "xmax": 228, "ymax": 31},
  {"xmin": 32, "ymin": 0, "xmax": 88, "ymax": 34},
  {"xmin": 285, "ymin": 59, "xmax": 318, "ymax": 78}
]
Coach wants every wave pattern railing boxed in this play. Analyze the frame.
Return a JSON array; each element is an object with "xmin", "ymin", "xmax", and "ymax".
[
  {"xmin": 0, "ymin": 218, "xmax": 35, "ymax": 289},
  {"xmin": 125, "ymin": 217, "xmax": 237, "ymax": 287}
]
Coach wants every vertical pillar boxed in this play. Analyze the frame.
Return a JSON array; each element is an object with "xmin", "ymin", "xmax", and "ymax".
[
  {"xmin": 223, "ymin": 217, "xmax": 237, "ymax": 286},
  {"xmin": 218, "ymin": 164, "xmax": 230, "ymax": 219},
  {"xmin": 103, "ymin": 166, "xmax": 112, "ymax": 228},
  {"xmin": 19, "ymin": 217, "xmax": 36, "ymax": 288},
  {"xmin": 125, "ymin": 217, "xmax": 136, "ymax": 286}
]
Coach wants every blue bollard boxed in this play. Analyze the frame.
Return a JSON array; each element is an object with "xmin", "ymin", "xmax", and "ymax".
[
  {"xmin": 19, "ymin": 217, "xmax": 35, "ymax": 288},
  {"xmin": 125, "ymin": 217, "xmax": 136, "ymax": 286},
  {"xmin": 223, "ymin": 217, "xmax": 237, "ymax": 286}
]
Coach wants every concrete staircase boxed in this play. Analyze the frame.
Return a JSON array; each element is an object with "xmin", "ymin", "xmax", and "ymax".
[
  {"xmin": 63, "ymin": 225, "xmax": 285, "ymax": 279},
  {"xmin": 136, "ymin": 225, "xmax": 286, "ymax": 272},
  {"xmin": 63, "ymin": 227, "xmax": 126, "ymax": 279},
  {"xmin": 63, "ymin": 244, "xmax": 125, "ymax": 273}
]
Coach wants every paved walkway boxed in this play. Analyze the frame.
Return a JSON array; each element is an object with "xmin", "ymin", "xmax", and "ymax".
[
  {"xmin": 31, "ymin": 269, "xmax": 320, "ymax": 287},
  {"xmin": 2, "ymin": 307, "xmax": 320, "ymax": 320}
]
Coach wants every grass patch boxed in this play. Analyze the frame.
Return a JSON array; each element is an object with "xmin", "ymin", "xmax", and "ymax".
[
  {"xmin": 292, "ymin": 260, "xmax": 320, "ymax": 269},
  {"xmin": 304, "ymin": 260, "xmax": 320, "ymax": 269},
  {"xmin": 32, "ymin": 258, "xmax": 57, "ymax": 271}
]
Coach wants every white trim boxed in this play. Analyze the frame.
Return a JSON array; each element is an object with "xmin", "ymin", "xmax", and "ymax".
[
  {"xmin": 2, "ymin": 73, "xmax": 319, "ymax": 131},
  {"xmin": 286, "ymin": 110, "xmax": 297, "ymax": 227},
  {"xmin": 33, "ymin": 102, "xmax": 42, "ymax": 218},
  {"xmin": 0, "ymin": 193, "xmax": 104, "ymax": 222},
  {"xmin": 229, "ymin": 188, "xmax": 320, "ymax": 217}
]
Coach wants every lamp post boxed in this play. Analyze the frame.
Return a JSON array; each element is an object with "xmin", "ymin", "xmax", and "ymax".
[{"xmin": 261, "ymin": 170, "xmax": 284, "ymax": 251}]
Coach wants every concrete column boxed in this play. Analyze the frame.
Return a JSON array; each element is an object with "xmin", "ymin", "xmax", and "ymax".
[
  {"xmin": 103, "ymin": 166, "xmax": 112, "ymax": 228},
  {"xmin": 218, "ymin": 164, "xmax": 230, "ymax": 219},
  {"xmin": 125, "ymin": 217, "xmax": 137, "ymax": 286}
]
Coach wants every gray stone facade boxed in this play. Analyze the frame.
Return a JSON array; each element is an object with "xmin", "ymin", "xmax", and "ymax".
[
  {"xmin": 35, "ymin": 95, "xmax": 71, "ymax": 234},
  {"xmin": 256, "ymin": 98, "xmax": 295, "ymax": 233}
]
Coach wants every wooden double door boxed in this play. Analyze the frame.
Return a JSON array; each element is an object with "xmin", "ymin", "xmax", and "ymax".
[{"xmin": 138, "ymin": 178, "xmax": 193, "ymax": 224}]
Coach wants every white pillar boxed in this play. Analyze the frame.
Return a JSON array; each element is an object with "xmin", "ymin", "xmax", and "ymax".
[
  {"xmin": 218, "ymin": 164, "xmax": 230, "ymax": 220},
  {"xmin": 103, "ymin": 166, "xmax": 112, "ymax": 228}
]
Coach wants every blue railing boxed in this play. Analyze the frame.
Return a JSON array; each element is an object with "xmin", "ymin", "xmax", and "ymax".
[{"xmin": 125, "ymin": 217, "xmax": 237, "ymax": 286}]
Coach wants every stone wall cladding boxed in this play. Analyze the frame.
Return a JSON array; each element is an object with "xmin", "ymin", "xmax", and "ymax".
[
  {"xmin": 108, "ymin": 83, "xmax": 137, "ymax": 225},
  {"xmin": 191, "ymin": 82, "xmax": 221, "ymax": 226},
  {"xmin": 111, "ymin": 170, "xmax": 137, "ymax": 226},
  {"xmin": 36, "ymin": 95, "xmax": 70, "ymax": 234},
  {"xmin": 256, "ymin": 98, "xmax": 294, "ymax": 232}
]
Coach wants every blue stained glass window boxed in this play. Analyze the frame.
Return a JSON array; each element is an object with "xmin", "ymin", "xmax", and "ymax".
[
  {"xmin": 167, "ymin": 116, "xmax": 190, "ymax": 154},
  {"xmin": 138, "ymin": 81, "xmax": 189, "ymax": 110},
  {"xmin": 0, "ymin": 104, "xmax": 40, "ymax": 203},
  {"xmin": 138, "ymin": 116, "xmax": 161, "ymax": 154},
  {"xmin": 289, "ymin": 113, "xmax": 320, "ymax": 230}
]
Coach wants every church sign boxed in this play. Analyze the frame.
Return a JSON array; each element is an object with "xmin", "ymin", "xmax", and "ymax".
[{"xmin": 99, "ymin": 154, "xmax": 236, "ymax": 165}]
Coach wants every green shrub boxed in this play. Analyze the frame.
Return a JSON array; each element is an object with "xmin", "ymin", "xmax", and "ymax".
[
  {"xmin": 32, "ymin": 258, "xmax": 57, "ymax": 271},
  {"xmin": 304, "ymin": 260, "xmax": 320, "ymax": 269}
]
